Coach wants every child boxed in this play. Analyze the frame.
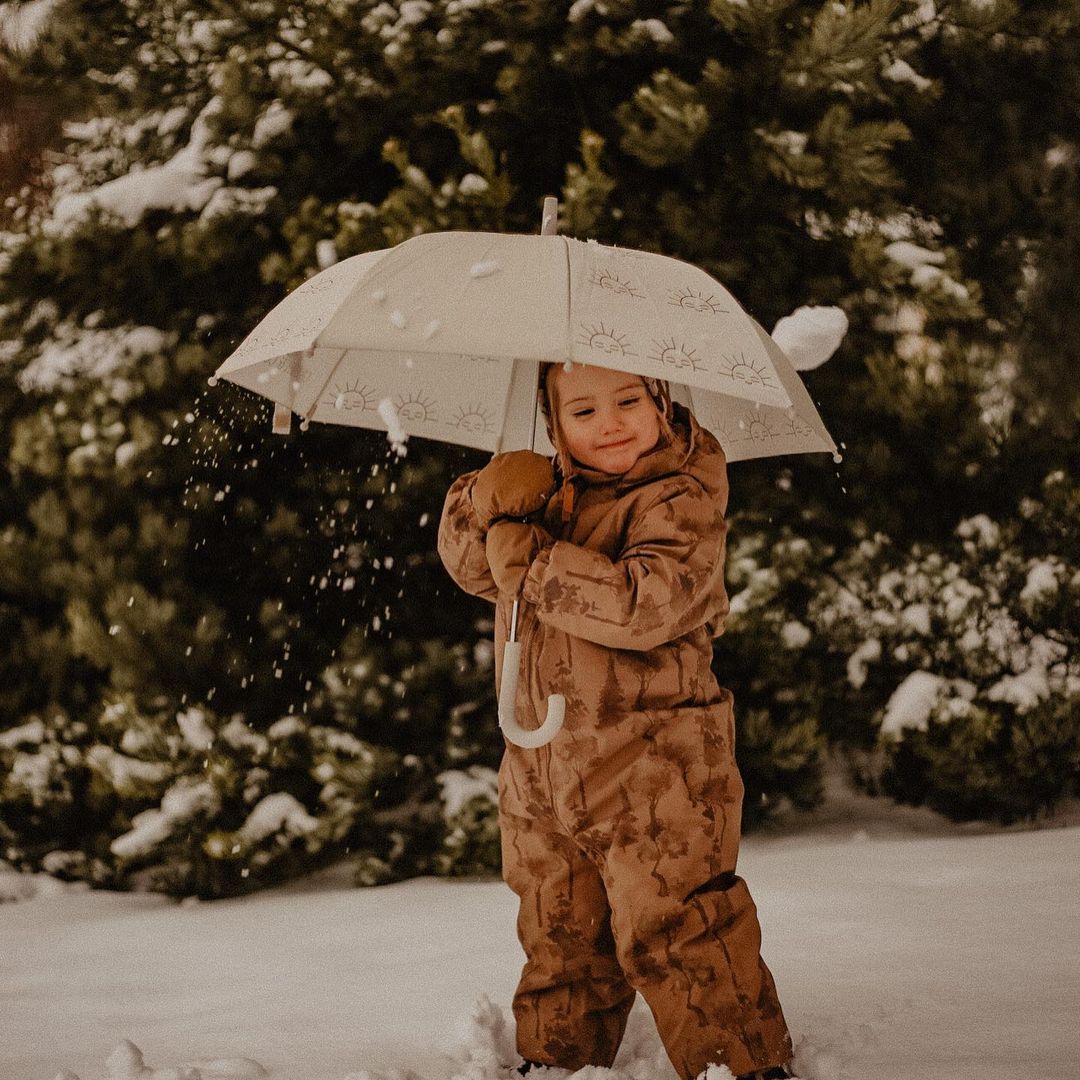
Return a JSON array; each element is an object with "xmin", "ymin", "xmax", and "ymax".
[{"xmin": 437, "ymin": 361, "xmax": 793, "ymax": 1080}]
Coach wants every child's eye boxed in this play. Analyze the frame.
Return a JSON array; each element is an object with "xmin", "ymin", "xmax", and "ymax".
[{"xmin": 620, "ymin": 397, "xmax": 641, "ymax": 407}]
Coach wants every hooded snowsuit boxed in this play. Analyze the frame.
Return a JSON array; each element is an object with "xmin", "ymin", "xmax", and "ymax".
[{"xmin": 437, "ymin": 370, "xmax": 792, "ymax": 1080}]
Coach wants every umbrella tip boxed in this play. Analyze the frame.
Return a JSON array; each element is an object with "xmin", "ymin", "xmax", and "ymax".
[
  {"xmin": 207, "ymin": 375, "xmax": 219, "ymax": 387},
  {"xmin": 832, "ymin": 451, "xmax": 843, "ymax": 464}
]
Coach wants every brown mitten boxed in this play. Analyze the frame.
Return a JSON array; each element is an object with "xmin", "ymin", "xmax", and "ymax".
[
  {"xmin": 471, "ymin": 451, "xmax": 555, "ymax": 528},
  {"xmin": 485, "ymin": 520, "xmax": 551, "ymax": 596}
]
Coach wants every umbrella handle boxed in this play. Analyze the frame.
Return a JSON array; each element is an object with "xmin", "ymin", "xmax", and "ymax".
[{"xmin": 498, "ymin": 640, "xmax": 565, "ymax": 748}]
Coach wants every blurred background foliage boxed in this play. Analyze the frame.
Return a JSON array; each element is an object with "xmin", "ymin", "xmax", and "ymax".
[{"xmin": 0, "ymin": 0, "xmax": 1077, "ymax": 897}]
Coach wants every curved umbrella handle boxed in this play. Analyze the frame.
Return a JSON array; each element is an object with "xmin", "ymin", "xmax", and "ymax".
[{"xmin": 498, "ymin": 640, "xmax": 565, "ymax": 748}]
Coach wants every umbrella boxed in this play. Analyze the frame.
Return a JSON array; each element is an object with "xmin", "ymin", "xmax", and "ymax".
[{"xmin": 209, "ymin": 198, "xmax": 838, "ymax": 747}]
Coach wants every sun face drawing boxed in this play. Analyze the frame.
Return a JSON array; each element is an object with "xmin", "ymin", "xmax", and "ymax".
[
  {"xmin": 452, "ymin": 403, "xmax": 497, "ymax": 435},
  {"xmin": 783, "ymin": 412, "xmax": 814, "ymax": 438},
  {"xmin": 589, "ymin": 268, "xmax": 645, "ymax": 299},
  {"xmin": 395, "ymin": 391, "xmax": 437, "ymax": 423},
  {"xmin": 577, "ymin": 322, "xmax": 637, "ymax": 358},
  {"xmin": 324, "ymin": 381, "xmax": 377, "ymax": 412},
  {"xmin": 737, "ymin": 412, "xmax": 786, "ymax": 442},
  {"xmin": 668, "ymin": 286, "xmax": 729, "ymax": 315},
  {"xmin": 715, "ymin": 352, "xmax": 781, "ymax": 391},
  {"xmin": 647, "ymin": 338, "xmax": 706, "ymax": 373}
]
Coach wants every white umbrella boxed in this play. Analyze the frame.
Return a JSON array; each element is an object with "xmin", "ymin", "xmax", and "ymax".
[{"xmin": 210, "ymin": 198, "xmax": 839, "ymax": 747}]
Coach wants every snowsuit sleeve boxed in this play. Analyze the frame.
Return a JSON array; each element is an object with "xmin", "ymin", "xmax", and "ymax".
[
  {"xmin": 520, "ymin": 476, "xmax": 729, "ymax": 652},
  {"xmin": 437, "ymin": 470, "xmax": 499, "ymax": 604}
]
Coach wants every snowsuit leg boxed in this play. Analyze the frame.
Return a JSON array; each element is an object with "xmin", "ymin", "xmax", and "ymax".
[
  {"xmin": 499, "ymin": 756, "xmax": 638, "ymax": 1070},
  {"xmin": 579, "ymin": 697, "xmax": 793, "ymax": 1080}
]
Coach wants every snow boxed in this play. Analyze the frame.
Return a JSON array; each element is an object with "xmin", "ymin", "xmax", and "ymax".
[
  {"xmin": 1019, "ymin": 559, "xmax": 1059, "ymax": 608},
  {"xmin": 237, "ymin": 793, "xmax": 320, "ymax": 844},
  {"xmin": 880, "ymin": 59, "xmax": 932, "ymax": 92},
  {"xmin": 770, "ymin": 306, "xmax": 848, "ymax": 372},
  {"xmin": 0, "ymin": 0, "xmax": 59, "ymax": 54},
  {"xmin": 4, "ymin": 787, "xmax": 1079, "ymax": 1080},
  {"xmin": 878, "ymin": 670, "xmax": 944, "ymax": 736},
  {"xmin": 437, "ymin": 765, "xmax": 498, "ymax": 819},
  {"xmin": 110, "ymin": 780, "xmax": 220, "ymax": 860},
  {"xmin": 779, "ymin": 620, "xmax": 812, "ymax": 649},
  {"xmin": 845, "ymin": 637, "xmax": 881, "ymax": 689},
  {"xmin": 49, "ymin": 101, "xmax": 226, "ymax": 234},
  {"xmin": 17, "ymin": 323, "xmax": 168, "ymax": 394}
]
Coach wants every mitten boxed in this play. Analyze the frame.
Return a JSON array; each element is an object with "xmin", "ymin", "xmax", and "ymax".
[
  {"xmin": 471, "ymin": 450, "xmax": 555, "ymax": 528},
  {"xmin": 485, "ymin": 520, "xmax": 551, "ymax": 596}
]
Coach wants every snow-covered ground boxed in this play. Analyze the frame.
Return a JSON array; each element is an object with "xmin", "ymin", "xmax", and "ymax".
[{"xmin": 4, "ymin": 780, "xmax": 1079, "ymax": 1080}]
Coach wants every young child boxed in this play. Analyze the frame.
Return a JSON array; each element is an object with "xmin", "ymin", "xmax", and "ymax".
[{"xmin": 437, "ymin": 361, "xmax": 793, "ymax": 1080}]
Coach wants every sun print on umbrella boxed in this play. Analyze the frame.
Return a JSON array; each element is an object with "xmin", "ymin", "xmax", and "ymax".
[
  {"xmin": 648, "ymin": 338, "xmax": 706, "ymax": 374},
  {"xmin": 577, "ymin": 322, "xmax": 638, "ymax": 358},
  {"xmin": 451, "ymin": 402, "xmax": 497, "ymax": 435},
  {"xmin": 715, "ymin": 351, "xmax": 781, "ymax": 391},
  {"xmin": 396, "ymin": 391, "xmax": 438, "ymax": 423},
  {"xmin": 589, "ymin": 268, "xmax": 646, "ymax": 299},
  {"xmin": 324, "ymin": 381, "xmax": 378, "ymax": 412},
  {"xmin": 667, "ymin": 286, "xmax": 730, "ymax": 315}
]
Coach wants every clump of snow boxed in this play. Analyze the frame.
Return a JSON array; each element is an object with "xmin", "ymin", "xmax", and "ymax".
[
  {"xmin": 631, "ymin": 18, "xmax": 675, "ymax": 45},
  {"xmin": 17, "ymin": 323, "xmax": 169, "ymax": 393},
  {"xmin": 458, "ymin": 173, "xmax": 489, "ymax": 196},
  {"xmin": 881, "ymin": 58, "xmax": 933, "ymax": 91},
  {"xmin": 883, "ymin": 240, "xmax": 969, "ymax": 300},
  {"xmin": 0, "ymin": 0, "xmax": 59, "ymax": 54},
  {"xmin": 770, "ymin": 306, "xmax": 848, "ymax": 371},
  {"xmin": 237, "ymin": 793, "xmax": 319, "ymax": 844},
  {"xmin": 0, "ymin": 718, "xmax": 46, "ymax": 749},
  {"xmin": 879, "ymin": 670, "xmax": 944, "ymax": 737},
  {"xmin": 780, "ymin": 620, "xmax": 812, "ymax": 649},
  {"xmin": 111, "ymin": 780, "xmax": 220, "ymax": 860},
  {"xmin": 48, "ymin": 100, "xmax": 225, "ymax": 235},
  {"xmin": 379, "ymin": 398, "xmax": 409, "ymax": 457},
  {"xmin": 67, "ymin": 1039, "xmax": 269, "ymax": 1080},
  {"xmin": 251, "ymin": 100, "xmax": 294, "ymax": 149},
  {"xmin": 955, "ymin": 513, "xmax": 1000, "ymax": 550},
  {"xmin": 846, "ymin": 637, "xmax": 881, "ymax": 689},
  {"xmin": 437, "ymin": 765, "xmax": 498, "ymax": 819},
  {"xmin": 87, "ymin": 746, "xmax": 171, "ymax": 790},
  {"xmin": 1019, "ymin": 559, "xmax": 1060, "ymax": 609},
  {"xmin": 177, "ymin": 707, "xmax": 215, "ymax": 750}
]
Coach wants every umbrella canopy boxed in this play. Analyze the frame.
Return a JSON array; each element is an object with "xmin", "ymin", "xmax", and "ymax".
[
  {"xmin": 209, "ymin": 209, "xmax": 839, "ymax": 749},
  {"xmin": 210, "ymin": 230, "xmax": 837, "ymax": 463}
]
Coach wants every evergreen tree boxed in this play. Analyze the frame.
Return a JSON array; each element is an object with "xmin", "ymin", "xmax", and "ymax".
[{"xmin": 1, "ymin": 0, "xmax": 1077, "ymax": 892}]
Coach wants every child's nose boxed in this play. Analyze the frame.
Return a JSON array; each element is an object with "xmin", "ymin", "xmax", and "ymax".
[{"xmin": 599, "ymin": 405, "xmax": 624, "ymax": 430}]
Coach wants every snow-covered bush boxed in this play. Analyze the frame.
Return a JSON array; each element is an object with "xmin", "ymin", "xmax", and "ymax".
[
  {"xmin": 712, "ymin": 522, "xmax": 832, "ymax": 824},
  {"xmin": 433, "ymin": 764, "xmax": 501, "ymax": 878},
  {"xmin": 0, "ymin": 694, "xmax": 402, "ymax": 898},
  {"xmin": 807, "ymin": 470, "xmax": 1080, "ymax": 823}
]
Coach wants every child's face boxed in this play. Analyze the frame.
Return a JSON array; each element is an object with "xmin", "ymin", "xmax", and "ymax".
[{"xmin": 549, "ymin": 363, "xmax": 661, "ymax": 475}]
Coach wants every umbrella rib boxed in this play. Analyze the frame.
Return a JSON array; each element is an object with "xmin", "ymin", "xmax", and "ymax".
[
  {"xmin": 561, "ymin": 236, "xmax": 572, "ymax": 363},
  {"xmin": 303, "ymin": 347, "xmax": 349, "ymax": 425}
]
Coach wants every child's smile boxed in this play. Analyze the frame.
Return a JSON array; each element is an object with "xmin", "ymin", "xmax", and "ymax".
[{"xmin": 549, "ymin": 362, "xmax": 662, "ymax": 475}]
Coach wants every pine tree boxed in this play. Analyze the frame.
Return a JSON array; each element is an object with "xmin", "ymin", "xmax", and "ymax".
[{"xmin": 1, "ymin": 0, "xmax": 1077, "ymax": 891}]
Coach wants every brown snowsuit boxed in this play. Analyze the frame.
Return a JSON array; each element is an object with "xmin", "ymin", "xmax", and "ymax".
[{"xmin": 437, "ymin": 389, "xmax": 792, "ymax": 1080}]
